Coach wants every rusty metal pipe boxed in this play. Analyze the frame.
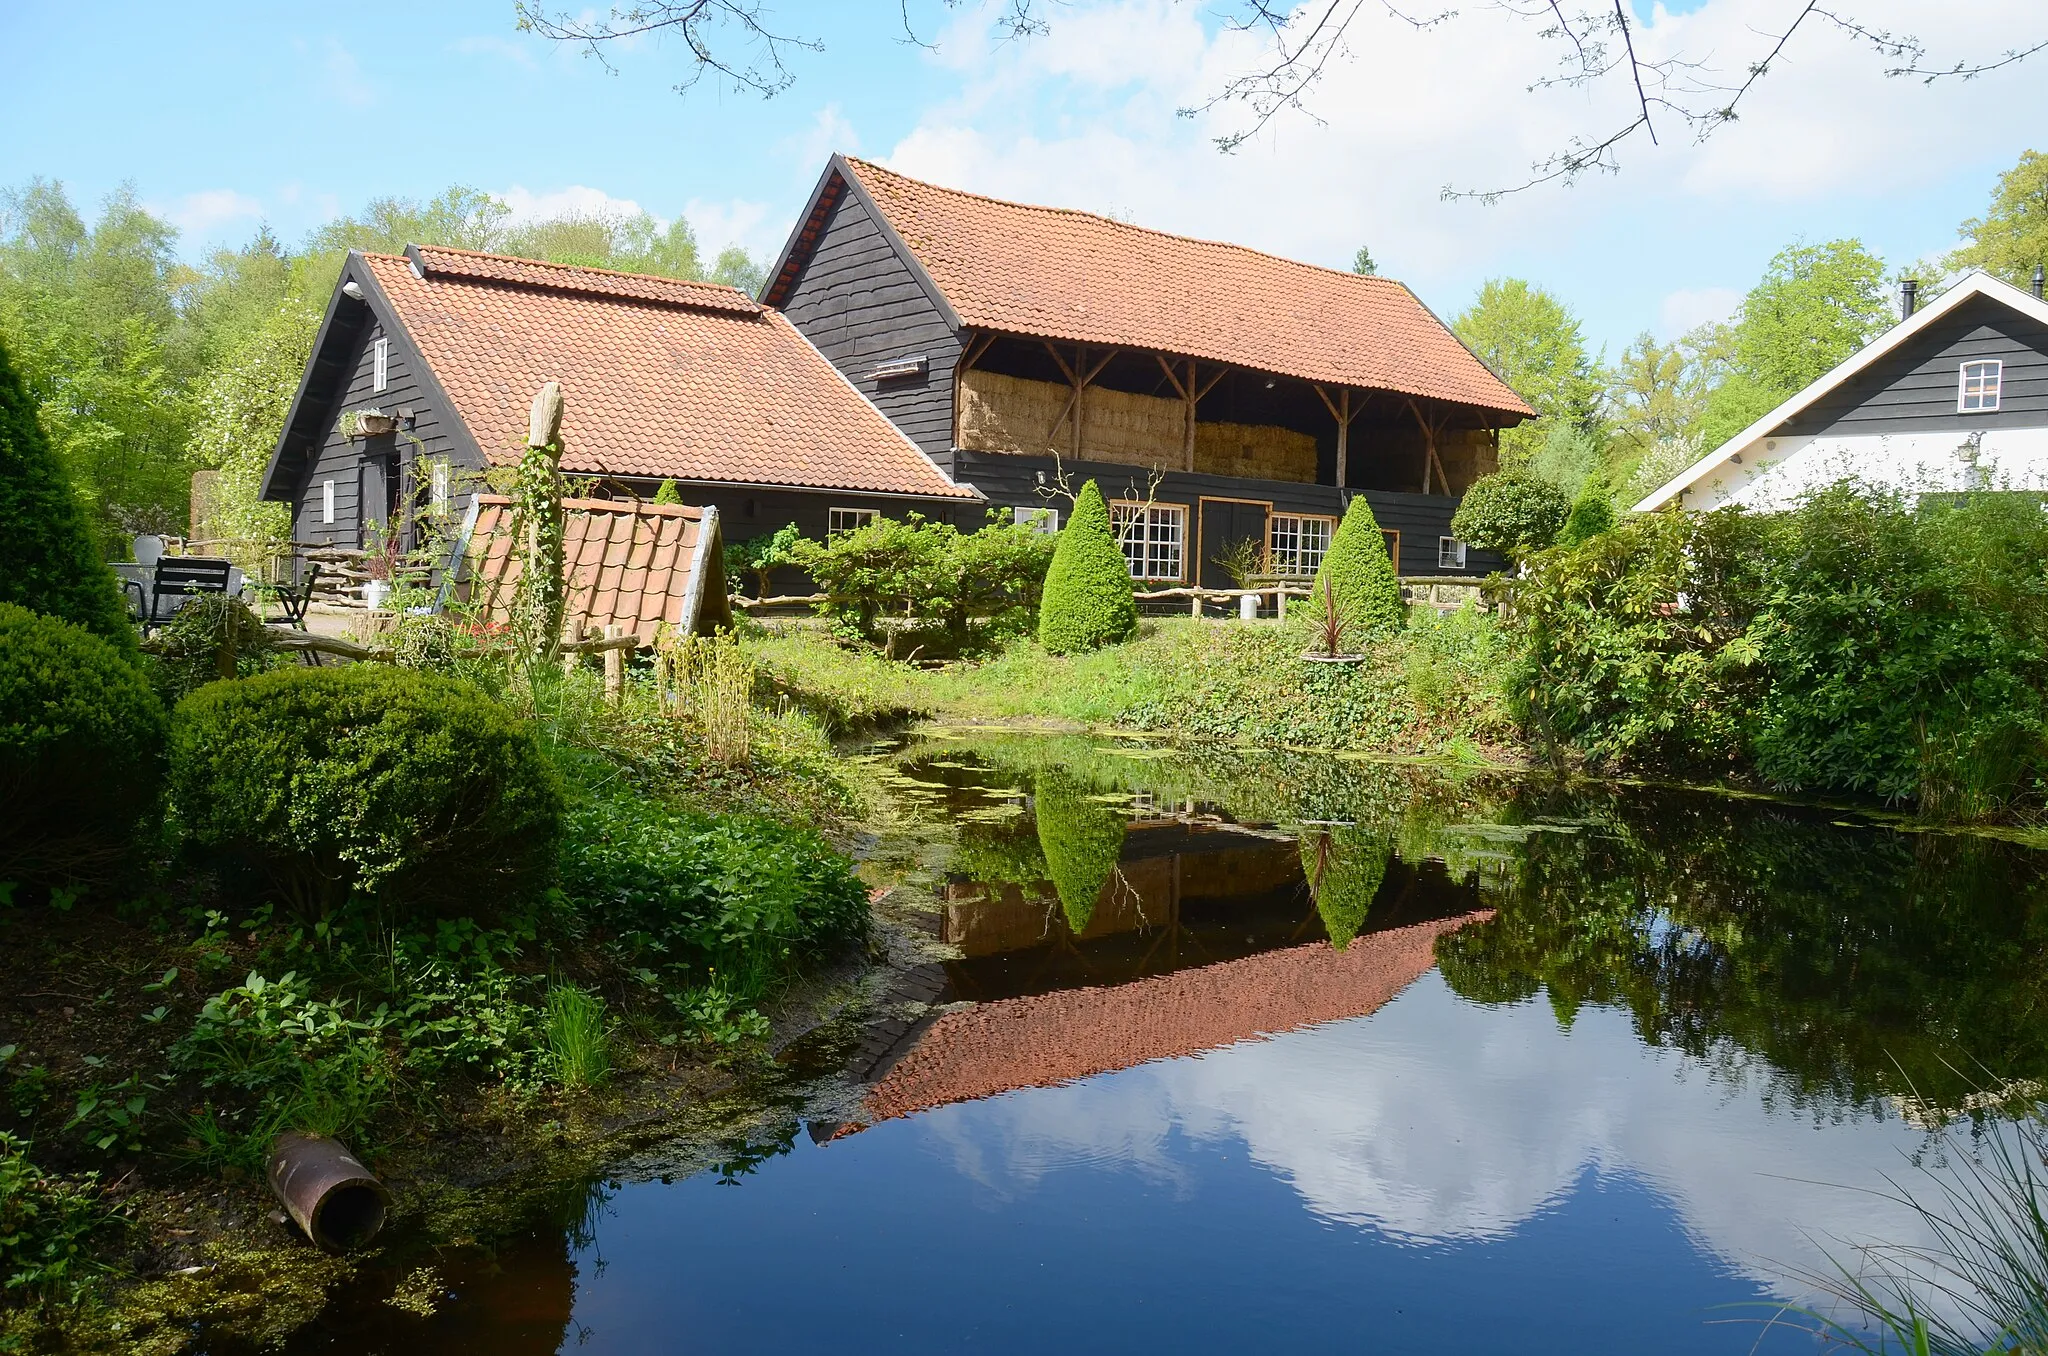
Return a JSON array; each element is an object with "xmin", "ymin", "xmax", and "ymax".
[{"xmin": 266, "ymin": 1132, "xmax": 390, "ymax": 1252}]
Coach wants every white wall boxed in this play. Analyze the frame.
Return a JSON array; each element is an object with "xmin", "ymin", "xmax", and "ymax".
[{"xmin": 1683, "ymin": 425, "xmax": 2048, "ymax": 511}]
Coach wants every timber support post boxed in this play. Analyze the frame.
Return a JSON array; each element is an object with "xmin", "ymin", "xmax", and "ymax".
[{"xmin": 602, "ymin": 624, "xmax": 624, "ymax": 702}]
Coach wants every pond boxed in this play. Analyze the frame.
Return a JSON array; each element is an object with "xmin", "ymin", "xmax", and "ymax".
[{"xmin": 286, "ymin": 732, "xmax": 2048, "ymax": 1353}]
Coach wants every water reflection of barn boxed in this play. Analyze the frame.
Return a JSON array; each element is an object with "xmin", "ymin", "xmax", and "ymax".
[{"xmin": 829, "ymin": 815, "xmax": 1489, "ymax": 1140}]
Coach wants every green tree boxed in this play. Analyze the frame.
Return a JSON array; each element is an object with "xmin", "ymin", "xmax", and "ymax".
[
  {"xmin": 1351, "ymin": 245, "xmax": 1376, "ymax": 276},
  {"xmin": 1724, "ymin": 239, "xmax": 1891, "ymax": 396},
  {"xmin": 1450, "ymin": 472, "xmax": 1570, "ymax": 559},
  {"xmin": 1299, "ymin": 494, "xmax": 1404, "ymax": 637},
  {"xmin": 1453, "ymin": 278, "xmax": 1605, "ymax": 468},
  {"xmin": 1033, "ymin": 769, "xmax": 1127, "ymax": 934},
  {"xmin": 185, "ymin": 292, "xmax": 319, "ymax": 548},
  {"xmin": 1039, "ymin": 480, "xmax": 1137, "ymax": 654},
  {"xmin": 0, "ymin": 334, "xmax": 134, "ymax": 646},
  {"xmin": 710, "ymin": 245, "xmax": 767, "ymax": 296},
  {"xmin": 1607, "ymin": 331, "xmax": 1705, "ymax": 455},
  {"xmin": 1947, "ymin": 150, "xmax": 2048, "ymax": 288},
  {"xmin": 1558, "ymin": 475, "xmax": 1616, "ymax": 546}
]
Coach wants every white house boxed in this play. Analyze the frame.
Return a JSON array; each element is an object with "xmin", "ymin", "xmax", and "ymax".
[{"xmin": 1634, "ymin": 269, "xmax": 2048, "ymax": 513}]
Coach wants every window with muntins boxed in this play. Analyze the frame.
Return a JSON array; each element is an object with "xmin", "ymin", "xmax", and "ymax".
[
  {"xmin": 1111, "ymin": 502, "xmax": 1186, "ymax": 580},
  {"xmin": 373, "ymin": 337, "xmax": 389, "ymax": 393},
  {"xmin": 1438, "ymin": 537, "xmax": 1468, "ymax": 570},
  {"xmin": 828, "ymin": 507, "xmax": 878, "ymax": 536},
  {"xmin": 1960, "ymin": 360, "xmax": 2002, "ymax": 412},
  {"xmin": 1267, "ymin": 513, "xmax": 1334, "ymax": 576}
]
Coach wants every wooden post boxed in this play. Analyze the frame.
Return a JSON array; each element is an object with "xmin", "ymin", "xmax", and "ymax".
[
  {"xmin": 1315, "ymin": 385, "xmax": 1357, "ymax": 489},
  {"xmin": 561, "ymin": 623, "xmax": 581, "ymax": 678},
  {"xmin": 602, "ymin": 624, "xmax": 624, "ymax": 702},
  {"xmin": 1190, "ymin": 593, "xmax": 1201, "ymax": 618}
]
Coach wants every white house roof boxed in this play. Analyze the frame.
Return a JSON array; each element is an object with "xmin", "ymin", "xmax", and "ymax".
[{"xmin": 1632, "ymin": 270, "xmax": 2048, "ymax": 512}]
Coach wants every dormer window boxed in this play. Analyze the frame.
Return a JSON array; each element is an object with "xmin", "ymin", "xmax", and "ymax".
[
  {"xmin": 1959, "ymin": 360, "xmax": 2001, "ymax": 412},
  {"xmin": 373, "ymin": 336, "xmax": 390, "ymax": 393}
]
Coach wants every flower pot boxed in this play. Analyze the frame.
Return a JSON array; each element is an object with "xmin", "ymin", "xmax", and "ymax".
[{"xmin": 363, "ymin": 579, "xmax": 392, "ymax": 611}]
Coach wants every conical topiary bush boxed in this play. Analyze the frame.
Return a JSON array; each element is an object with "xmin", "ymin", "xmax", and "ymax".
[
  {"xmin": 1296, "ymin": 494, "xmax": 1404, "ymax": 646},
  {"xmin": 0, "ymin": 335, "xmax": 134, "ymax": 648},
  {"xmin": 1300, "ymin": 825, "xmax": 1393, "ymax": 949},
  {"xmin": 1038, "ymin": 480, "xmax": 1137, "ymax": 655},
  {"xmin": 1558, "ymin": 475, "xmax": 1617, "ymax": 547},
  {"xmin": 1033, "ymin": 769, "xmax": 1127, "ymax": 935}
]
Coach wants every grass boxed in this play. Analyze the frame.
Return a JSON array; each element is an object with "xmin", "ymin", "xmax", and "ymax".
[
  {"xmin": 543, "ymin": 984, "xmax": 611, "ymax": 1090},
  {"xmin": 747, "ymin": 607, "xmax": 1518, "ymax": 758}
]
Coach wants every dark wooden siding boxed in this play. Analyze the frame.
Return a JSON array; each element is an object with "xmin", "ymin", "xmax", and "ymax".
[
  {"xmin": 1785, "ymin": 294, "xmax": 2048, "ymax": 437},
  {"xmin": 953, "ymin": 450, "xmax": 1499, "ymax": 577},
  {"xmin": 775, "ymin": 190, "xmax": 964, "ymax": 470},
  {"xmin": 290, "ymin": 318, "xmax": 470, "ymax": 546}
]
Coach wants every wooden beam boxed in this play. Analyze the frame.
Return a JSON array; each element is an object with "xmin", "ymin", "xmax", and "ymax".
[
  {"xmin": 1156, "ymin": 354, "xmax": 1190, "ymax": 401},
  {"xmin": 1405, "ymin": 398, "xmax": 1438, "ymax": 494},
  {"xmin": 1315, "ymin": 385, "xmax": 1357, "ymax": 489}
]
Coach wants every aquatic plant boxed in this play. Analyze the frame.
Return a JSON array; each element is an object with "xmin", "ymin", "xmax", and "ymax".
[
  {"xmin": 543, "ymin": 984, "xmax": 612, "ymax": 1089},
  {"xmin": 1793, "ymin": 1114, "xmax": 2048, "ymax": 1355},
  {"xmin": 1032, "ymin": 769, "xmax": 1127, "ymax": 934}
]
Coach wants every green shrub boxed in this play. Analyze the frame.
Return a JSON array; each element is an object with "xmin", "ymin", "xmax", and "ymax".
[
  {"xmin": 0, "ymin": 1133, "xmax": 113, "ymax": 1300},
  {"xmin": 169, "ymin": 666, "xmax": 563, "ymax": 917},
  {"xmin": 0, "ymin": 336, "xmax": 134, "ymax": 648},
  {"xmin": 790, "ymin": 511, "xmax": 1054, "ymax": 656},
  {"xmin": 0, "ymin": 603, "xmax": 167, "ymax": 883},
  {"xmin": 146, "ymin": 595, "xmax": 280, "ymax": 705},
  {"xmin": 556, "ymin": 787, "xmax": 868, "ymax": 1001},
  {"xmin": 1557, "ymin": 476, "xmax": 1617, "ymax": 546},
  {"xmin": 1033, "ymin": 769, "xmax": 1127, "ymax": 933},
  {"xmin": 1298, "ymin": 495, "xmax": 1404, "ymax": 640},
  {"xmin": 1038, "ymin": 481, "xmax": 1137, "ymax": 655},
  {"xmin": 724, "ymin": 522, "xmax": 800, "ymax": 600},
  {"xmin": 1451, "ymin": 472, "xmax": 1571, "ymax": 558},
  {"xmin": 542, "ymin": 984, "xmax": 612, "ymax": 1089}
]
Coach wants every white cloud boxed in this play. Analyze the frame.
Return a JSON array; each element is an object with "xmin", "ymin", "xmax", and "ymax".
[
  {"xmin": 682, "ymin": 197, "xmax": 774, "ymax": 260},
  {"xmin": 157, "ymin": 188, "xmax": 264, "ymax": 240},
  {"xmin": 913, "ymin": 973, "xmax": 1955, "ymax": 1319},
  {"xmin": 1658, "ymin": 287, "xmax": 1743, "ymax": 338},
  {"xmin": 780, "ymin": 104, "xmax": 862, "ymax": 184},
  {"xmin": 451, "ymin": 34, "xmax": 539, "ymax": 70},
  {"xmin": 879, "ymin": 0, "xmax": 2048, "ymax": 333},
  {"xmin": 320, "ymin": 38, "xmax": 375, "ymax": 109},
  {"xmin": 499, "ymin": 184, "xmax": 649, "ymax": 225}
]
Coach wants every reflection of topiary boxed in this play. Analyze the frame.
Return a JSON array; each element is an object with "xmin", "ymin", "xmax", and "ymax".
[
  {"xmin": 0, "ymin": 603, "xmax": 166, "ymax": 882},
  {"xmin": 1033, "ymin": 770, "xmax": 1127, "ymax": 934},
  {"xmin": 0, "ymin": 336, "xmax": 133, "ymax": 648},
  {"xmin": 1299, "ymin": 826, "xmax": 1392, "ymax": 949},
  {"xmin": 1038, "ymin": 480, "xmax": 1137, "ymax": 654},
  {"xmin": 1297, "ymin": 495, "xmax": 1404, "ymax": 639}
]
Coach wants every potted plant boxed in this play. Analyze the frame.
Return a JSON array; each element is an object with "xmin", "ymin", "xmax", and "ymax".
[{"xmin": 362, "ymin": 519, "xmax": 400, "ymax": 611}]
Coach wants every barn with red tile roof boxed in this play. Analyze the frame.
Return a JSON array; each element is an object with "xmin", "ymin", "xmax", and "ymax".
[
  {"xmin": 765, "ymin": 154, "xmax": 1533, "ymax": 584},
  {"xmin": 258, "ymin": 243, "xmax": 979, "ymax": 565}
]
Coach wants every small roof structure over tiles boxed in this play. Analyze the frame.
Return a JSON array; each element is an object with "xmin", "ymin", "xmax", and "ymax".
[
  {"xmin": 464, "ymin": 495, "xmax": 732, "ymax": 644},
  {"xmin": 766, "ymin": 154, "xmax": 1533, "ymax": 421},
  {"xmin": 260, "ymin": 244, "xmax": 980, "ymax": 504}
]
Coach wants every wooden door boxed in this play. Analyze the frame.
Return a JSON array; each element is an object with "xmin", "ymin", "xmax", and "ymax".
[{"xmin": 1198, "ymin": 499, "xmax": 1270, "ymax": 590}]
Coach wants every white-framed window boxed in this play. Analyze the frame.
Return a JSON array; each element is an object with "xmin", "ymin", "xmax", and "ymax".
[
  {"xmin": 428, "ymin": 458, "xmax": 451, "ymax": 518},
  {"xmin": 1960, "ymin": 359, "xmax": 2001, "ymax": 412},
  {"xmin": 1438, "ymin": 537, "xmax": 1468, "ymax": 570},
  {"xmin": 1267, "ymin": 513, "xmax": 1335, "ymax": 577},
  {"xmin": 1111, "ymin": 501, "xmax": 1186, "ymax": 580},
  {"xmin": 321, "ymin": 479, "xmax": 335, "ymax": 524},
  {"xmin": 1013, "ymin": 506, "xmax": 1060, "ymax": 534},
  {"xmin": 372, "ymin": 336, "xmax": 389, "ymax": 393},
  {"xmin": 828, "ymin": 506, "xmax": 878, "ymax": 537}
]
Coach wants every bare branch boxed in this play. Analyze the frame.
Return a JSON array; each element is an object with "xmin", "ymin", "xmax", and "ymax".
[{"xmin": 514, "ymin": 0, "xmax": 821, "ymax": 97}]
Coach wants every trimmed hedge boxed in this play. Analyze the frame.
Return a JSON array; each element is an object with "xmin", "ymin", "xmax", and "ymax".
[
  {"xmin": 0, "ymin": 603, "xmax": 166, "ymax": 881},
  {"xmin": 1299, "ymin": 495, "xmax": 1404, "ymax": 638},
  {"xmin": 170, "ymin": 666, "xmax": 562, "ymax": 917},
  {"xmin": 0, "ymin": 336, "xmax": 133, "ymax": 649},
  {"xmin": 1451, "ymin": 472, "xmax": 1570, "ymax": 558},
  {"xmin": 1300, "ymin": 826, "xmax": 1392, "ymax": 949},
  {"xmin": 1038, "ymin": 480, "xmax": 1137, "ymax": 654},
  {"xmin": 1558, "ymin": 477, "xmax": 1617, "ymax": 547}
]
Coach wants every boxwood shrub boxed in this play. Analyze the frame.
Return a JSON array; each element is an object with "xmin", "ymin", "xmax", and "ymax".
[
  {"xmin": 1038, "ymin": 480, "xmax": 1137, "ymax": 655},
  {"xmin": 1298, "ymin": 494, "xmax": 1405, "ymax": 639},
  {"xmin": 170, "ymin": 666, "xmax": 562, "ymax": 918},
  {"xmin": 0, "ymin": 603, "xmax": 166, "ymax": 882}
]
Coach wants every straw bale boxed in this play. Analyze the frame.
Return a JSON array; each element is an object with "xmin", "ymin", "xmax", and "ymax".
[{"xmin": 960, "ymin": 370, "xmax": 1316, "ymax": 483}]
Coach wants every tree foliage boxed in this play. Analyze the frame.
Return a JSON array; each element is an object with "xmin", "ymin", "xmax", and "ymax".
[
  {"xmin": 1947, "ymin": 149, "xmax": 2048, "ymax": 288},
  {"xmin": 792, "ymin": 511, "xmax": 1056, "ymax": 656},
  {"xmin": 1453, "ymin": 278, "xmax": 1604, "ymax": 468},
  {"xmin": 1038, "ymin": 481, "xmax": 1138, "ymax": 655}
]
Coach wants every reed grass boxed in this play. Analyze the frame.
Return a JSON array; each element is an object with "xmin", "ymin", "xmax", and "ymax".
[
  {"xmin": 543, "ymin": 984, "xmax": 611, "ymax": 1090},
  {"xmin": 658, "ymin": 631, "xmax": 755, "ymax": 764}
]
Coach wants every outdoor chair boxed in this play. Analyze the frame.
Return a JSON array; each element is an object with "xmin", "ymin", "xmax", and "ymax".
[
  {"xmin": 272, "ymin": 562, "xmax": 322, "ymax": 631},
  {"xmin": 125, "ymin": 556, "xmax": 234, "ymax": 631}
]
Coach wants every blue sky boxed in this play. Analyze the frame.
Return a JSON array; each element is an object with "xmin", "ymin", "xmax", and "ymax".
[{"xmin": 4, "ymin": 0, "xmax": 2042, "ymax": 356}]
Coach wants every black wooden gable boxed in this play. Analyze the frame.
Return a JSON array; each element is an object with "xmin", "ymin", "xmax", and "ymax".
[{"xmin": 1784, "ymin": 291, "xmax": 2048, "ymax": 438}]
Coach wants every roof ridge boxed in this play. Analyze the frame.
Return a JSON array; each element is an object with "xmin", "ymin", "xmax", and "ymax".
[
  {"xmin": 409, "ymin": 243, "xmax": 751, "ymax": 297},
  {"xmin": 843, "ymin": 155, "xmax": 1407, "ymax": 292}
]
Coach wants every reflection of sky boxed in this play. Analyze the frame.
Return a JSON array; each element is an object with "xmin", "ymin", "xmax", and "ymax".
[{"xmin": 925, "ymin": 973, "xmax": 1942, "ymax": 1299}]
